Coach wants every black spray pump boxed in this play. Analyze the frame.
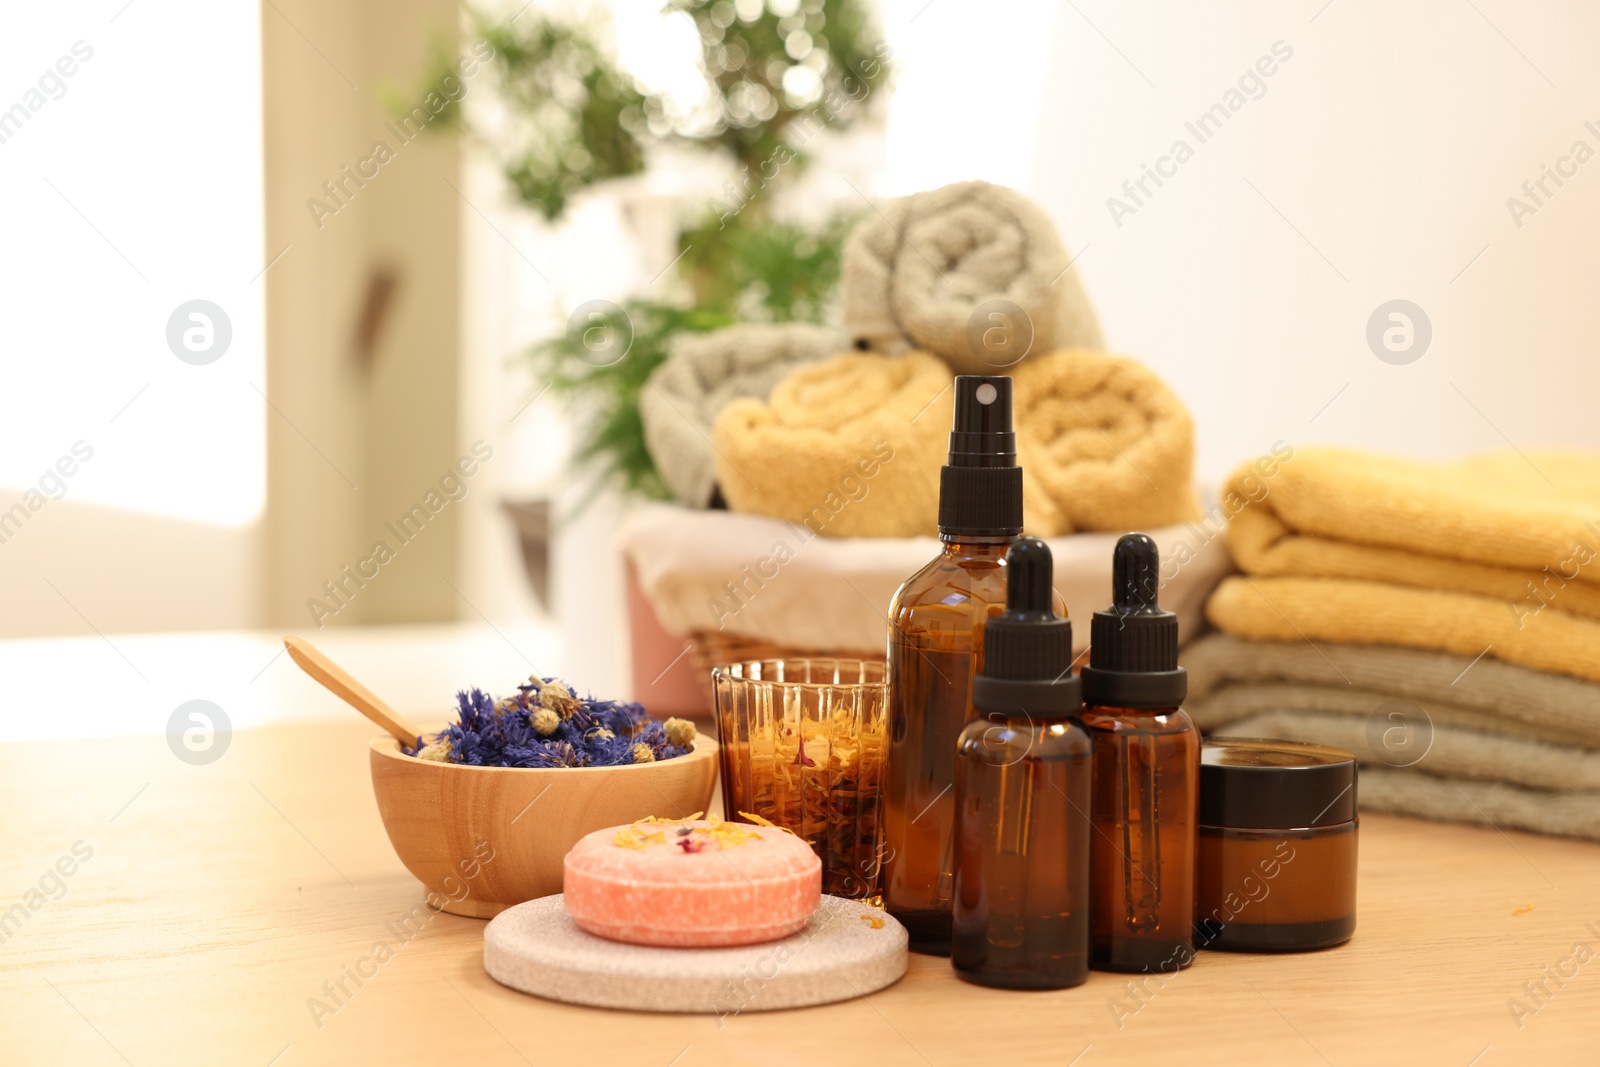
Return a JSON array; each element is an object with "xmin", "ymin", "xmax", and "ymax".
[
  {"xmin": 1080, "ymin": 533, "xmax": 1187, "ymax": 708},
  {"xmin": 938, "ymin": 375, "xmax": 1023, "ymax": 537},
  {"xmin": 974, "ymin": 537, "xmax": 1081, "ymax": 713}
]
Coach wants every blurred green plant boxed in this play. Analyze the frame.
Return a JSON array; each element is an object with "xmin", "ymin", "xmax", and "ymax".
[
  {"xmin": 528, "ymin": 299, "xmax": 732, "ymax": 500},
  {"xmin": 665, "ymin": 0, "xmax": 885, "ymax": 201},
  {"xmin": 420, "ymin": 0, "xmax": 889, "ymax": 499},
  {"xmin": 425, "ymin": 18, "xmax": 657, "ymax": 220},
  {"xmin": 678, "ymin": 213, "xmax": 854, "ymax": 326}
]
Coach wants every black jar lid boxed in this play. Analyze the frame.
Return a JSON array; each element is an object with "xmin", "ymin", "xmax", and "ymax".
[{"xmin": 1200, "ymin": 738, "xmax": 1358, "ymax": 830}]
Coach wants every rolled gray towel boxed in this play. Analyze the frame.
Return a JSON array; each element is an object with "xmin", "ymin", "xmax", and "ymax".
[
  {"xmin": 841, "ymin": 180, "xmax": 1102, "ymax": 373},
  {"xmin": 641, "ymin": 323, "xmax": 845, "ymax": 507}
]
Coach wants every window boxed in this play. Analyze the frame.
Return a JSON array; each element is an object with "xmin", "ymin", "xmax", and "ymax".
[{"xmin": 0, "ymin": 2, "xmax": 264, "ymax": 526}]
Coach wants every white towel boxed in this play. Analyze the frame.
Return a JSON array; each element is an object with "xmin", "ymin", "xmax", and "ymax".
[{"xmin": 620, "ymin": 503, "xmax": 1233, "ymax": 655}]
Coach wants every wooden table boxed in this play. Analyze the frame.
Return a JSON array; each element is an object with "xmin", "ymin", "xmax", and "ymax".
[{"xmin": 4, "ymin": 718, "xmax": 1599, "ymax": 1066}]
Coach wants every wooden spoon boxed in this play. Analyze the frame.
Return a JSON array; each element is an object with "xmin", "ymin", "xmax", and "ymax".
[{"xmin": 284, "ymin": 636, "xmax": 422, "ymax": 744}]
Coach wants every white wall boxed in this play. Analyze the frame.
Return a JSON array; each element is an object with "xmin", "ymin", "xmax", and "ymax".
[
  {"xmin": 877, "ymin": 0, "xmax": 1600, "ymax": 486},
  {"xmin": 0, "ymin": 503, "xmax": 260, "ymax": 640},
  {"xmin": 0, "ymin": 2, "xmax": 265, "ymax": 638}
]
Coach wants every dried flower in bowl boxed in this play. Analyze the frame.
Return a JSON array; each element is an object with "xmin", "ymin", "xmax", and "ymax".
[{"xmin": 403, "ymin": 675, "xmax": 697, "ymax": 768}]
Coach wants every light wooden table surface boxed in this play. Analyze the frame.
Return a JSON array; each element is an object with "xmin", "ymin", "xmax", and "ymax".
[{"xmin": 4, "ymin": 717, "xmax": 1598, "ymax": 1067}]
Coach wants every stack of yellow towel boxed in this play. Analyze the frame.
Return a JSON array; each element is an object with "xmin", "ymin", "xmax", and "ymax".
[{"xmin": 1196, "ymin": 446, "xmax": 1600, "ymax": 839}]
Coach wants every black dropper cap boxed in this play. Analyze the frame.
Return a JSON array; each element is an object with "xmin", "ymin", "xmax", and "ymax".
[
  {"xmin": 973, "ymin": 538, "xmax": 1082, "ymax": 714},
  {"xmin": 938, "ymin": 375, "xmax": 1023, "ymax": 537},
  {"xmin": 1080, "ymin": 533, "xmax": 1186, "ymax": 709}
]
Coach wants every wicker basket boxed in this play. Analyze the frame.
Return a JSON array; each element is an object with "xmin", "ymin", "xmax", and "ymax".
[{"xmin": 686, "ymin": 629, "xmax": 882, "ymax": 713}]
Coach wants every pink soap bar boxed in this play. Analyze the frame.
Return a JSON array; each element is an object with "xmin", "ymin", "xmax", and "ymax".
[{"xmin": 563, "ymin": 818, "xmax": 822, "ymax": 947}]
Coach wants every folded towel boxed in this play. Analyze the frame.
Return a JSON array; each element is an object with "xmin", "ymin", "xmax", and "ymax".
[
  {"xmin": 1207, "ymin": 575, "xmax": 1600, "ymax": 683},
  {"xmin": 639, "ymin": 323, "xmax": 844, "ymax": 507},
  {"xmin": 841, "ymin": 180, "xmax": 1102, "ymax": 373},
  {"xmin": 1185, "ymin": 633, "xmax": 1600, "ymax": 748},
  {"xmin": 1225, "ymin": 446, "xmax": 1600, "ymax": 619},
  {"xmin": 1360, "ymin": 770, "xmax": 1600, "ymax": 842},
  {"xmin": 1217, "ymin": 711, "xmax": 1600, "ymax": 793},
  {"xmin": 1184, "ymin": 633, "xmax": 1600, "ymax": 840},
  {"xmin": 622, "ymin": 503, "xmax": 1233, "ymax": 655},
  {"xmin": 712, "ymin": 349, "xmax": 1198, "ymax": 538},
  {"xmin": 1207, "ymin": 446, "xmax": 1600, "ymax": 682}
]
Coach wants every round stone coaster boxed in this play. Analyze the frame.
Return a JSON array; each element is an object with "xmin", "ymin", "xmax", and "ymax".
[{"xmin": 484, "ymin": 894, "xmax": 908, "ymax": 1014}]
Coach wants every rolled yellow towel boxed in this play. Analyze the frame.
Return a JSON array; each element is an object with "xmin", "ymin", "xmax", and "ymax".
[
  {"xmin": 640, "ymin": 322, "xmax": 844, "ymax": 507},
  {"xmin": 711, "ymin": 349, "xmax": 1198, "ymax": 538},
  {"xmin": 1013, "ymin": 350, "xmax": 1199, "ymax": 535},
  {"xmin": 709, "ymin": 351, "xmax": 950, "ymax": 538}
]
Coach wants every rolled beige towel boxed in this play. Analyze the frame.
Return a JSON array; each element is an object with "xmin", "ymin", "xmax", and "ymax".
[
  {"xmin": 842, "ymin": 180, "xmax": 1102, "ymax": 373},
  {"xmin": 640, "ymin": 323, "xmax": 844, "ymax": 507}
]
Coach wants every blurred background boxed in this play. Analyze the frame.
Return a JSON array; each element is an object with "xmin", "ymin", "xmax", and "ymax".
[{"xmin": 3, "ymin": 0, "xmax": 1596, "ymax": 739}]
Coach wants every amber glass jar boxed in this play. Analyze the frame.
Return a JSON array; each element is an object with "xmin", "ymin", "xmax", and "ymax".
[{"xmin": 1195, "ymin": 739, "xmax": 1358, "ymax": 952}]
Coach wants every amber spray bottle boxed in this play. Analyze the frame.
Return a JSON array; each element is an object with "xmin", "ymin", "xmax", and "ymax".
[
  {"xmin": 952, "ymin": 537, "xmax": 1091, "ymax": 989},
  {"xmin": 883, "ymin": 375, "xmax": 1022, "ymax": 955},
  {"xmin": 1081, "ymin": 533, "xmax": 1199, "ymax": 973}
]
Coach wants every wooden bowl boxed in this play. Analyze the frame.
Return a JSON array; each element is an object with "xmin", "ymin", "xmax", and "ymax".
[{"xmin": 369, "ymin": 736, "xmax": 719, "ymax": 918}]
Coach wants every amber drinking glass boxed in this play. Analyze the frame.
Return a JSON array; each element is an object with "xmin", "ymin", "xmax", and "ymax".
[{"xmin": 712, "ymin": 658, "xmax": 889, "ymax": 901}]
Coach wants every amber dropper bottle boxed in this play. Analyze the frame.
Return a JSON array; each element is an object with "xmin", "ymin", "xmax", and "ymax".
[
  {"xmin": 1081, "ymin": 533, "xmax": 1199, "ymax": 973},
  {"xmin": 952, "ymin": 537, "xmax": 1091, "ymax": 989},
  {"xmin": 883, "ymin": 375, "xmax": 1022, "ymax": 955}
]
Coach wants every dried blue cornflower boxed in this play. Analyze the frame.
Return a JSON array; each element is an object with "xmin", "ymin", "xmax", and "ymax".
[{"xmin": 402, "ymin": 676, "xmax": 696, "ymax": 768}]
